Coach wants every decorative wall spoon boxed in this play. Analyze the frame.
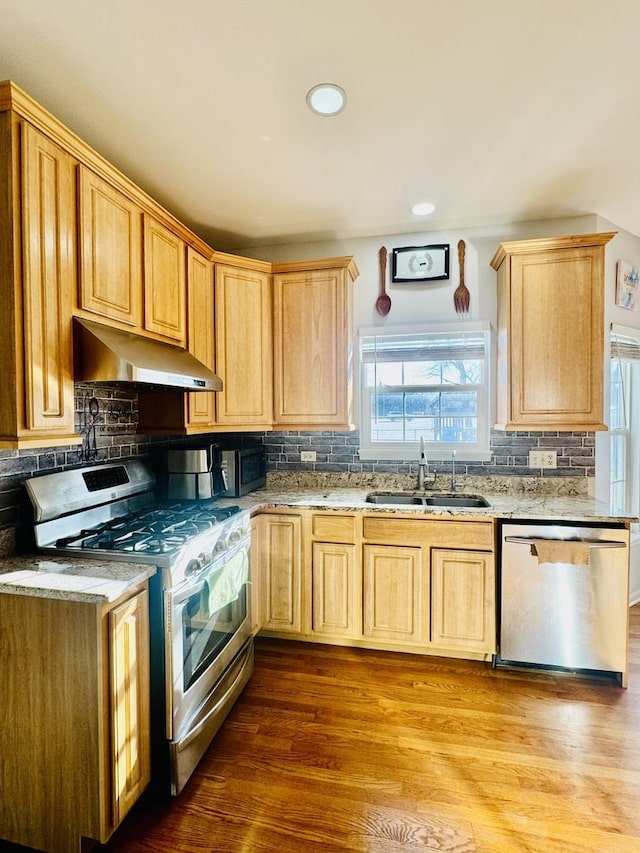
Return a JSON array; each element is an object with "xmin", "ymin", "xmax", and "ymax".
[{"xmin": 375, "ymin": 246, "xmax": 391, "ymax": 316}]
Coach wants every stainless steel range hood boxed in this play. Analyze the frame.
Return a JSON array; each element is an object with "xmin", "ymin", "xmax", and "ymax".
[{"xmin": 74, "ymin": 317, "xmax": 223, "ymax": 392}]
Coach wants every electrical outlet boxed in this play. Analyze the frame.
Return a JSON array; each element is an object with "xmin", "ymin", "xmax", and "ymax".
[
  {"xmin": 529, "ymin": 450, "xmax": 557, "ymax": 469},
  {"xmin": 301, "ymin": 450, "xmax": 316, "ymax": 462}
]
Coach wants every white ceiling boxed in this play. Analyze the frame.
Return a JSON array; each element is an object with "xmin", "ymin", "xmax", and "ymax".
[{"xmin": 1, "ymin": 0, "xmax": 639, "ymax": 251}]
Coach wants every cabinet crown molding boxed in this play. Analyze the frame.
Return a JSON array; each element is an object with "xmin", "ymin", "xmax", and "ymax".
[
  {"xmin": 490, "ymin": 231, "xmax": 617, "ymax": 270},
  {"xmin": 0, "ymin": 79, "xmax": 214, "ymax": 258},
  {"xmin": 272, "ymin": 256, "xmax": 360, "ymax": 280}
]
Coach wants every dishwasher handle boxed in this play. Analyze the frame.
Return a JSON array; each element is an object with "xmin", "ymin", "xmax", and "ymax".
[{"xmin": 504, "ymin": 536, "xmax": 625, "ymax": 549}]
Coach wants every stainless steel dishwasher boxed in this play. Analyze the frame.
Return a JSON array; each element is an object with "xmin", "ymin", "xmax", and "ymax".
[{"xmin": 497, "ymin": 521, "xmax": 630, "ymax": 684}]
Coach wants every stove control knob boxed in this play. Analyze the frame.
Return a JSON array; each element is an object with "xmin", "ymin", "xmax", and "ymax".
[
  {"xmin": 185, "ymin": 558, "xmax": 202, "ymax": 576},
  {"xmin": 215, "ymin": 537, "xmax": 229, "ymax": 552},
  {"xmin": 229, "ymin": 530, "xmax": 243, "ymax": 543}
]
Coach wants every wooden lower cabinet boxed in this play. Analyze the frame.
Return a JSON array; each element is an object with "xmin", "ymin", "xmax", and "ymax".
[
  {"xmin": 430, "ymin": 548, "xmax": 496, "ymax": 653},
  {"xmin": 0, "ymin": 585, "xmax": 151, "ymax": 853},
  {"xmin": 254, "ymin": 513, "xmax": 303, "ymax": 634},
  {"xmin": 312, "ymin": 541, "xmax": 360, "ymax": 639},
  {"xmin": 109, "ymin": 589, "xmax": 151, "ymax": 826},
  {"xmin": 363, "ymin": 544, "xmax": 426, "ymax": 645},
  {"xmin": 255, "ymin": 510, "xmax": 496, "ymax": 661}
]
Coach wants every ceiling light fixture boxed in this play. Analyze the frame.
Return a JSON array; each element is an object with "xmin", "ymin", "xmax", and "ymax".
[
  {"xmin": 411, "ymin": 202, "xmax": 436, "ymax": 216},
  {"xmin": 306, "ymin": 83, "xmax": 347, "ymax": 116}
]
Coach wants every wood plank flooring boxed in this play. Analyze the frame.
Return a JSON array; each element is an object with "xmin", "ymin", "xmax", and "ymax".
[{"xmin": 103, "ymin": 605, "xmax": 640, "ymax": 853}]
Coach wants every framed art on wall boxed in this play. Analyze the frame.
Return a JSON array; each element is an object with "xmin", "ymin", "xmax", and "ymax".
[
  {"xmin": 616, "ymin": 259, "xmax": 640, "ymax": 310},
  {"xmin": 391, "ymin": 244, "xmax": 449, "ymax": 282}
]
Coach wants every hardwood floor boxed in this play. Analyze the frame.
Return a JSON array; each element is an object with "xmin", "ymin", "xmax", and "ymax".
[{"xmin": 103, "ymin": 606, "xmax": 640, "ymax": 853}]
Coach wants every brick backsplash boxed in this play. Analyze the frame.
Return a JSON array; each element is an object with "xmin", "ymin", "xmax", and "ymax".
[
  {"xmin": 262, "ymin": 429, "xmax": 596, "ymax": 478},
  {"xmin": 0, "ymin": 385, "xmax": 595, "ymax": 551}
]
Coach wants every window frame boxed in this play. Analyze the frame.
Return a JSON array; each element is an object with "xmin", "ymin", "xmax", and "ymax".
[{"xmin": 358, "ymin": 322, "xmax": 492, "ymax": 462}]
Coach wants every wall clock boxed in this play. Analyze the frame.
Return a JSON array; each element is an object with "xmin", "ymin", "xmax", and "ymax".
[{"xmin": 391, "ymin": 244, "xmax": 449, "ymax": 282}]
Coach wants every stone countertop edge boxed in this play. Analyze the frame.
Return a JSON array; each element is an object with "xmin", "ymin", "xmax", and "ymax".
[
  {"xmin": 0, "ymin": 557, "xmax": 155, "ymax": 604},
  {"xmin": 1, "ymin": 487, "xmax": 634, "ymax": 602},
  {"xmin": 229, "ymin": 488, "xmax": 639, "ymax": 525}
]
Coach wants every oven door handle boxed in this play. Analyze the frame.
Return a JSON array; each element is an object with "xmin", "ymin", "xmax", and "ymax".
[
  {"xmin": 172, "ymin": 537, "xmax": 250, "ymax": 606},
  {"xmin": 175, "ymin": 643, "xmax": 254, "ymax": 751}
]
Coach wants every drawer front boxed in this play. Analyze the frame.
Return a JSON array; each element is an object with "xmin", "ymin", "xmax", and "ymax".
[
  {"xmin": 362, "ymin": 516, "xmax": 494, "ymax": 550},
  {"xmin": 312, "ymin": 513, "xmax": 356, "ymax": 543}
]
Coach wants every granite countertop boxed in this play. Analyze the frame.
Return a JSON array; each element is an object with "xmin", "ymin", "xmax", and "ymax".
[
  {"xmin": 229, "ymin": 486, "xmax": 638, "ymax": 525},
  {"xmin": 0, "ymin": 475, "xmax": 633, "ymax": 603},
  {"xmin": 0, "ymin": 556, "xmax": 155, "ymax": 604}
]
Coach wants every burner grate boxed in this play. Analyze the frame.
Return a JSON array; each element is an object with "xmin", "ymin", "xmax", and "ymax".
[{"xmin": 54, "ymin": 502, "xmax": 241, "ymax": 555}]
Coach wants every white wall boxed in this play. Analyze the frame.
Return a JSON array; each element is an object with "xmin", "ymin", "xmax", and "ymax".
[{"xmin": 241, "ymin": 214, "xmax": 599, "ymax": 333}]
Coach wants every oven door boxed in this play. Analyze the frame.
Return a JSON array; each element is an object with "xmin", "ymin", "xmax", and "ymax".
[{"xmin": 165, "ymin": 535, "xmax": 252, "ymax": 740}]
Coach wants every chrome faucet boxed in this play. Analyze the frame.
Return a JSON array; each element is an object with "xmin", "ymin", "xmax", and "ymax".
[
  {"xmin": 417, "ymin": 437, "xmax": 435, "ymax": 490},
  {"xmin": 450, "ymin": 450, "xmax": 461, "ymax": 491}
]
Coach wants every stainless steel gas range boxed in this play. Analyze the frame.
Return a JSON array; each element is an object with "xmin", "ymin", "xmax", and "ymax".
[{"xmin": 25, "ymin": 459, "xmax": 254, "ymax": 795}]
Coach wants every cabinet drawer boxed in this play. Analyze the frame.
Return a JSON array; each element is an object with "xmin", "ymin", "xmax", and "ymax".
[
  {"xmin": 312, "ymin": 513, "xmax": 356, "ymax": 543},
  {"xmin": 363, "ymin": 516, "xmax": 494, "ymax": 550}
]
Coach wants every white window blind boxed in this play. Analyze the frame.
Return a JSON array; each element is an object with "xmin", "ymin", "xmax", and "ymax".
[{"xmin": 359, "ymin": 323, "xmax": 491, "ymax": 461}]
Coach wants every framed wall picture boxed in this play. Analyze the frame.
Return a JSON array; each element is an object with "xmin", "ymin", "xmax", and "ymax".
[
  {"xmin": 391, "ymin": 244, "xmax": 449, "ymax": 282},
  {"xmin": 616, "ymin": 259, "xmax": 640, "ymax": 310}
]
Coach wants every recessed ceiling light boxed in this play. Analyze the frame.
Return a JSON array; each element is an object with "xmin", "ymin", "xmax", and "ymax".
[
  {"xmin": 411, "ymin": 202, "xmax": 436, "ymax": 216},
  {"xmin": 306, "ymin": 84, "xmax": 347, "ymax": 116}
]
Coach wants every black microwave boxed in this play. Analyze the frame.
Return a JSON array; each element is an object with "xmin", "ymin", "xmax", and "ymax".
[{"xmin": 220, "ymin": 447, "xmax": 266, "ymax": 496}]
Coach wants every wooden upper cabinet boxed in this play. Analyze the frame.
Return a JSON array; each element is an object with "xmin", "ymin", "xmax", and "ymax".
[
  {"xmin": 78, "ymin": 165, "xmax": 143, "ymax": 327},
  {"xmin": 186, "ymin": 247, "xmax": 216, "ymax": 427},
  {"xmin": 214, "ymin": 258, "xmax": 273, "ymax": 427},
  {"xmin": 78, "ymin": 174, "xmax": 187, "ymax": 345},
  {"xmin": 143, "ymin": 214, "xmax": 186, "ymax": 344},
  {"xmin": 490, "ymin": 232, "xmax": 616, "ymax": 431},
  {"xmin": 272, "ymin": 257, "xmax": 359, "ymax": 429},
  {"xmin": 20, "ymin": 123, "xmax": 77, "ymax": 442}
]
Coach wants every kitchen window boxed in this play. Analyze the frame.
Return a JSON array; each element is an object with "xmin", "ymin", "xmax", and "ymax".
[
  {"xmin": 610, "ymin": 325, "xmax": 640, "ymax": 517},
  {"xmin": 358, "ymin": 323, "xmax": 491, "ymax": 461}
]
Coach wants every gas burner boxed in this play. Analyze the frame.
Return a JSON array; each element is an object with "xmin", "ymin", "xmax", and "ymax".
[{"xmin": 47, "ymin": 488, "xmax": 244, "ymax": 568}]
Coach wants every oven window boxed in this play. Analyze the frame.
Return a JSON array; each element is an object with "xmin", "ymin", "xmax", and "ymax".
[{"xmin": 181, "ymin": 549, "xmax": 248, "ymax": 691}]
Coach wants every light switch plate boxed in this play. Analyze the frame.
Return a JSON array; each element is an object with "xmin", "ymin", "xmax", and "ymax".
[
  {"xmin": 301, "ymin": 450, "xmax": 316, "ymax": 462},
  {"xmin": 529, "ymin": 450, "xmax": 557, "ymax": 469}
]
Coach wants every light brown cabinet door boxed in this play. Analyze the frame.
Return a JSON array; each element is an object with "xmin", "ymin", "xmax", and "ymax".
[
  {"xmin": 312, "ymin": 542, "xmax": 360, "ymax": 639},
  {"xmin": 214, "ymin": 263, "xmax": 272, "ymax": 426},
  {"xmin": 363, "ymin": 544, "xmax": 426, "ymax": 645},
  {"xmin": 78, "ymin": 165, "xmax": 142, "ymax": 327},
  {"xmin": 430, "ymin": 549, "xmax": 495, "ymax": 653},
  {"xmin": 109, "ymin": 588, "xmax": 151, "ymax": 826},
  {"xmin": 186, "ymin": 247, "xmax": 216, "ymax": 426},
  {"xmin": 493, "ymin": 233, "xmax": 614, "ymax": 431},
  {"xmin": 21, "ymin": 123, "xmax": 76, "ymax": 438},
  {"xmin": 143, "ymin": 214, "xmax": 186, "ymax": 344},
  {"xmin": 256, "ymin": 514, "xmax": 302, "ymax": 634},
  {"xmin": 273, "ymin": 266, "xmax": 352, "ymax": 428}
]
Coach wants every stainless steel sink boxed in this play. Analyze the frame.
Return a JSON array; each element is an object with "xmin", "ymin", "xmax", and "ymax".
[
  {"xmin": 423, "ymin": 494, "xmax": 490, "ymax": 508},
  {"xmin": 365, "ymin": 493, "xmax": 425, "ymax": 505},
  {"xmin": 365, "ymin": 491, "xmax": 490, "ymax": 508}
]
